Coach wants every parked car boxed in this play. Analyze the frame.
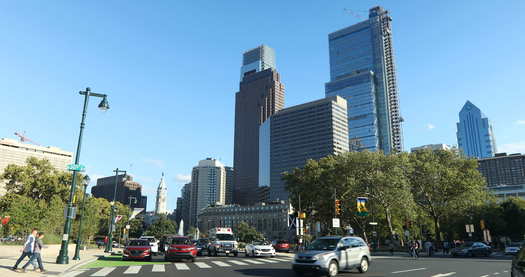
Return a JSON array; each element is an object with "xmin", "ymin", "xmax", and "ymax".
[
  {"xmin": 506, "ymin": 243, "xmax": 523, "ymax": 256},
  {"xmin": 196, "ymin": 238, "xmax": 211, "ymax": 256},
  {"xmin": 273, "ymin": 240, "xmax": 291, "ymax": 252},
  {"xmin": 122, "ymin": 239, "xmax": 152, "ymax": 261},
  {"xmin": 245, "ymin": 241, "xmax": 276, "ymax": 257},
  {"xmin": 292, "ymin": 236, "xmax": 371, "ymax": 277},
  {"xmin": 139, "ymin": 236, "xmax": 159, "ymax": 255},
  {"xmin": 165, "ymin": 236, "xmax": 198, "ymax": 262},
  {"xmin": 512, "ymin": 247, "xmax": 525, "ymax": 277},
  {"xmin": 451, "ymin": 242, "xmax": 491, "ymax": 257}
]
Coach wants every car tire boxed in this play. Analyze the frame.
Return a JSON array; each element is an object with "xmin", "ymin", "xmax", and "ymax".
[
  {"xmin": 326, "ymin": 260, "xmax": 338, "ymax": 277},
  {"xmin": 190, "ymin": 257, "xmax": 195, "ymax": 263},
  {"xmin": 208, "ymin": 250, "xmax": 213, "ymax": 257},
  {"xmin": 214, "ymin": 250, "xmax": 218, "ymax": 257},
  {"xmin": 146, "ymin": 256, "xmax": 152, "ymax": 261},
  {"xmin": 245, "ymin": 250, "xmax": 250, "ymax": 257},
  {"xmin": 234, "ymin": 252, "xmax": 238, "ymax": 257},
  {"xmin": 358, "ymin": 257, "xmax": 369, "ymax": 273}
]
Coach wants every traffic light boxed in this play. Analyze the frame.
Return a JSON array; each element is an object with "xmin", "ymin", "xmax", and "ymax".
[
  {"xmin": 299, "ymin": 212, "xmax": 306, "ymax": 219},
  {"xmin": 335, "ymin": 199, "xmax": 341, "ymax": 216}
]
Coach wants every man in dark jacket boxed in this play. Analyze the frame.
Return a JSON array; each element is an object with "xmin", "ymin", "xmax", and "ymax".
[{"xmin": 19, "ymin": 232, "xmax": 45, "ymax": 273}]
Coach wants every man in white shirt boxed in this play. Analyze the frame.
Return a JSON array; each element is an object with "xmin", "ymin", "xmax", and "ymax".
[{"xmin": 12, "ymin": 228, "xmax": 38, "ymax": 270}]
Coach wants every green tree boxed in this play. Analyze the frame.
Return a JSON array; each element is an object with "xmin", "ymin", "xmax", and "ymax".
[
  {"xmin": 145, "ymin": 215, "xmax": 177, "ymax": 239},
  {"xmin": 500, "ymin": 198, "xmax": 525, "ymax": 241},
  {"xmin": 236, "ymin": 221, "xmax": 264, "ymax": 243}
]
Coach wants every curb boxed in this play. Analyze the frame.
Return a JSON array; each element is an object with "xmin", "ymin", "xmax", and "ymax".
[{"xmin": 58, "ymin": 255, "xmax": 103, "ymax": 276}]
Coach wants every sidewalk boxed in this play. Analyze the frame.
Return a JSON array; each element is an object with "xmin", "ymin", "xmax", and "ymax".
[{"xmin": 0, "ymin": 244, "xmax": 104, "ymax": 277}]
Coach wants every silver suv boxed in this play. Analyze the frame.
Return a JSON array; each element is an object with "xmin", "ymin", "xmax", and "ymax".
[{"xmin": 292, "ymin": 236, "xmax": 371, "ymax": 277}]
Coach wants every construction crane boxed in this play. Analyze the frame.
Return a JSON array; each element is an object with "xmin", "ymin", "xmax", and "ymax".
[
  {"xmin": 343, "ymin": 8, "xmax": 366, "ymax": 20},
  {"xmin": 14, "ymin": 131, "xmax": 40, "ymax": 145}
]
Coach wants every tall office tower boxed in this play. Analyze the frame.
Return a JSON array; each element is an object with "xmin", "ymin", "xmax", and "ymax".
[
  {"xmin": 155, "ymin": 173, "xmax": 168, "ymax": 215},
  {"xmin": 224, "ymin": 166, "xmax": 234, "ymax": 205},
  {"xmin": 233, "ymin": 45, "xmax": 285, "ymax": 205},
  {"xmin": 92, "ymin": 174, "xmax": 147, "ymax": 210},
  {"xmin": 325, "ymin": 6, "xmax": 402, "ymax": 154},
  {"xmin": 178, "ymin": 183, "xmax": 191, "ymax": 233},
  {"xmin": 259, "ymin": 96, "xmax": 350, "ymax": 201},
  {"xmin": 189, "ymin": 158, "xmax": 227, "ymax": 227},
  {"xmin": 456, "ymin": 101, "xmax": 497, "ymax": 159}
]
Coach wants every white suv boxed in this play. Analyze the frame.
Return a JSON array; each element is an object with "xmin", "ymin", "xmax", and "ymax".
[
  {"xmin": 139, "ymin": 236, "xmax": 159, "ymax": 255},
  {"xmin": 292, "ymin": 236, "xmax": 371, "ymax": 277}
]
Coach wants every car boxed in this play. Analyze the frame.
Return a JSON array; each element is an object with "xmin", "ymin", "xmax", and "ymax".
[
  {"xmin": 507, "ymin": 242, "xmax": 523, "ymax": 256},
  {"xmin": 273, "ymin": 240, "xmax": 291, "ymax": 252},
  {"xmin": 208, "ymin": 227, "xmax": 239, "ymax": 256},
  {"xmin": 165, "ymin": 236, "xmax": 198, "ymax": 262},
  {"xmin": 245, "ymin": 241, "xmax": 276, "ymax": 257},
  {"xmin": 139, "ymin": 236, "xmax": 159, "ymax": 255},
  {"xmin": 512, "ymin": 246, "xmax": 525, "ymax": 277},
  {"xmin": 451, "ymin": 242, "xmax": 492, "ymax": 257},
  {"xmin": 122, "ymin": 239, "xmax": 152, "ymax": 261},
  {"xmin": 196, "ymin": 238, "xmax": 211, "ymax": 256},
  {"xmin": 292, "ymin": 236, "xmax": 371, "ymax": 277}
]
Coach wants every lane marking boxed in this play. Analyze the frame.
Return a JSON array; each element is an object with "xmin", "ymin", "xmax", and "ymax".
[
  {"xmin": 211, "ymin": 261, "xmax": 231, "ymax": 267},
  {"xmin": 269, "ymin": 257, "xmax": 289, "ymax": 262},
  {"xmin": 480, "ymin": 275, "xmax": 489, "ymax": 277},
  {"xmin": 63, "ymin": 270, "xmax": 88, "ymax": 277},
  {"xmin": 91, "ymin": 267, "xmax": 116, "ymax": 277},
  {"xmin": 174, "ymin": 263, "xmax": 190, "ymax": 270},
  {"xmin": 259, "ymin": 258, "xmax": 279, "ymax": 263},
  {"xmin": 493, "ymin": 273, "xmax": 500, "ymax": 275},
  {"xmin": 242, "ymin": 259, "xmax": 264, "ymax": 264},
  {"xmin": 194, "ymin": 262, "xmax": 212, "ymax": 268},
  {"xmin": 431, "ymin": 273, "xmax": 456, "ymax": 277},
  {"xmin": 123, "ymin": 266, "xmax": 141, "ymax": 274},
  {"xmin": 151, "ymin": 265, "xmax": 165, "ymax": 272},
  {"xmin": 228, "ymin": 260, "xmax": 249, "ymax": 265},
  {"xmin": 503, "ymin": 271, "xmax": 509, "ymax": 273},
  {"xmin": 392, "ymin": 268, "xmax": 427, "ymax": 274}
]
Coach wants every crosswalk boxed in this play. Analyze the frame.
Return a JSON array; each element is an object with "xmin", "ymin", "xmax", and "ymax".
[{"xmin": 87, "ymin": 257, "xmax": 293, "ymax": 276}]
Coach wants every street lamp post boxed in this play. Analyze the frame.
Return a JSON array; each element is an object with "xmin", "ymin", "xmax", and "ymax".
[
  {"xmin": 72, "ymin": 175, "xmax": 91, "ymax": 260},
  {"xmin": 104, "ymin": 168, "xmax": 126, "ymax": 253},
  {"xmin": 56, "ymin": 88, "xmax": 109, "ymax": 264}
]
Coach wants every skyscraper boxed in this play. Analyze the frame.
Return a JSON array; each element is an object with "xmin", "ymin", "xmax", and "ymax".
[
  {"xmin": 91, "ymin": 174, "xmax": 147, "ymax": 210},
  {"xmin": 325, "ymin": 6, "xmax": 402, "ymax": 154},
  {"xmin": 260, "ymin": 96, "xmax": 350, "ymax": 201},
  {"xmin": 456, "ymin": 101, "xmax": 497, "ymax": 159},
  {"xmin": 189, "ymin": 158, "xmax": 227, "ymax": 227},
  {"xmin": 155, "ymin": 173, "xmax": 168, "ymax": 215},
  {"xmin": 233, "ymin": 45, "xmax": 285, "ymax": 205},
  {"xmin": 225, "ymin": 166, "xmax": 234, "ymax": 205}
]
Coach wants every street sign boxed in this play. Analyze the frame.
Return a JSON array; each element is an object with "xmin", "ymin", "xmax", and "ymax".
[
  {"xmin": 64, "ymin": 207, "xmax": 77, "ymax": 219},
  {"xmin": 115, "ymin": 215, "xmax": 123, "ymax": 223},
  {"xmin": 129, "ymin": 208, "xmax": 144, "ymax": 220},
  {"xmin": 332, "ymin": 218, "xmax": 340, "ymax": 228},
  {"xmin": 369, "ymin": 222, "xmax": 378, "ymax": 226},
  {"xmin": 67, "ymin": 164, "xmax": 86, "ymax": 172},
  {"xmin": 125, "ymin": 225, "xmax": 131, "ymax": 230}
]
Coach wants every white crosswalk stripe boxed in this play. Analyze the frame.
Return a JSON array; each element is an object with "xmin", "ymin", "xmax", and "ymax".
[
  {"xmin": 151, "ymin": 264, "xmax": 165, "ymax": 272},
  {"xmin": 194, "ymin": 262, "xmax": 212, "ymax": 268},
  {"xmin": 123, "ymin": 266, "xmax": 141, "ymax": 274},
  {"xmin": 174, "ymin": 263, "xmax": 190, "ymax": 270},
  {"xmin": 63, "ymin": 270, "xmax": 88, "ymax": 277},
  {"xmin": 242, "ymin": 259, "xmax": 264, "ymax": 264},
  {"xmin": 259, "ymin": 258, "xmax": 279, "ymax": 263},
  {"xmin": 211, "ymin": 261, "xmax": 231, "ymax": 267},
  {"xmin": 228, "ymin": 260, "xmax": 249, "ymax": 265},
  {"xmin": 91, "ymin": 267, "xmax": 116, "ymax": 276},
  {"xmin": 269, "ymin": 257, "xmax": 290, "ymax": 262}
]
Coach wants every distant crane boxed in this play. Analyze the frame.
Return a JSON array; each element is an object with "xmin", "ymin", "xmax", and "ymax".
[{"xmin": 14, "ymin": 131, "xmax": 40, "ymax": 145}]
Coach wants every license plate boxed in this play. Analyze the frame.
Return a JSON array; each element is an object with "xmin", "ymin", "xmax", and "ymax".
[{"xmin": 225, "ymin": 250, "xmax": 230, "ymax": 254}]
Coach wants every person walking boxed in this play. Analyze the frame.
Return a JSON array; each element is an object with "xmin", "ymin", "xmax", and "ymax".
[
  {"xmin": 18, "ymin": 232, "xmax": 45, "ymax": 273},
  {"xmin": 410, "ymin": 240, "xmax": 419, "ymax": 259},
  {"xmin": 12, "ymin": 228, "xmax": 37, "ymax": 271}
]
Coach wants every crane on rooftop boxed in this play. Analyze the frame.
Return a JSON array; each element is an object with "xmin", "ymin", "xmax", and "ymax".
[{"xmin": 14, "ymin": 131, "xmax": 40, "ymax": 145}]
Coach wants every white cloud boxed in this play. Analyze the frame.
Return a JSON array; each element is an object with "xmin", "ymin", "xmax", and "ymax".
[
  {"xmin": 144, "ymin": 159, "xmax": 165, "ymax": 169},
  {"xmin": 515, "ymin": 120, "xmax": 525, "ymax": 125},
  {"xmin": 426, "ymin": 123, "xmax": 436, "ymax": 130},
  {"xmin": 175, "ymin": 174, "xmax": 191, "ymax": 183},
  {"xmin": 498, "ymin": 141, "xmax": 525, "ymax": 154}
]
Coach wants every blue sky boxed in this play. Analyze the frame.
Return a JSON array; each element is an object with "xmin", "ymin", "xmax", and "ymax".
[{"xmin": 1, "ymin": 0, "xmax": 524, "ymax": 212}]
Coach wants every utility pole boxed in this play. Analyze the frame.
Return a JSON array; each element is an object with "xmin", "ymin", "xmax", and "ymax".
[{"xmin": 105, "ymin": 168, "xmax": 126, "ymax": 253}]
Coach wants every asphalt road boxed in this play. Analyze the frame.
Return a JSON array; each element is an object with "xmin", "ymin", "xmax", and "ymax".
[{"xmin": 64, "ymin": 254, "xmax": 513, "ymax": 277}]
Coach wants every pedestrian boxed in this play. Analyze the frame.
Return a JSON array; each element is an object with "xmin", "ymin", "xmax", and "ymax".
[
  {"xmin": 443, "ymin": 241, "xmax": 450, "ymax": 255},
  {"xmin": 18, "ymin": 232, "xmax": 45, "ymax": 273},
  {"xmin": 389, "ymin": 241, "xmax": 395, "ymax": 256},
  {"xmin": 12, "ymin": 228, "xmax": 37, "ymax": 271},
  {"xmin": 410, "ymin": 240, "xmax": 419, "ymax": 259}
]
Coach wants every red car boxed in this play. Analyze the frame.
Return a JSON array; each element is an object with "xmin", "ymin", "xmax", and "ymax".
[
  {"xmin": 123, "ymin": 239, "xmax": 152, "ymax": 261},
  {"xmin": 273, "ymin": 240, "xmax": 291, "ymax": 252},
  {"xmin": 165, "ymin": 236, "xmax": 197, "ymax": 262}
]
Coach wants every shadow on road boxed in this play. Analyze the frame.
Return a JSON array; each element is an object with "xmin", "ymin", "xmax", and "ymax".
[{"xmin": 235, "ymin": 268, "xmax": 294, "ymax": 277}]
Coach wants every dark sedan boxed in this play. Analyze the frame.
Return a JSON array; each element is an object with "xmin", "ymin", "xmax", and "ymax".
[
  {"xmin": 451, "ymin": 242, "xmax": 491, "ymax": 257},
  {"xmin": 512, "ymin": 247, "xmax": 525, "ymax": 277},
  {"xmin": 196, "ymin": 238, "xmax": 211, "ymax": 256}
]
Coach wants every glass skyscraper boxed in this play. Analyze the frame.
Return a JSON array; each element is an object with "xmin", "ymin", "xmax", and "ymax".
[
  {"xmin": 325, "ymin": 6, "xmax": 403, "ymax": 154},
  {"xmin": 456, "ymin": 101, "xmax": 497, "ymax": 159}
]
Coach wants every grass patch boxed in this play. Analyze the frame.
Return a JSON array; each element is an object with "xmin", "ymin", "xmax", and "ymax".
[{"xmin": 82, "ymin": 255, "xmax": 171, "ymax": 268}]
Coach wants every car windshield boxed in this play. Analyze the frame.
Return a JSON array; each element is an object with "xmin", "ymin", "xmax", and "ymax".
[
  {"xmin": 510, "ymin": 243, "xmax": 522, "ymax": 247},
  {"xmin": 198, "ymin": 239, "xmax": 209, "ymax": 244},
  {"xmin": 128, "ymin": 240, "xmax": 149, "ymax": 246},
  {"xmin": 171, "ymin": 238, "xmax": 191, "ymax": 245},
  {"xmin": 307, "ymin": 238, "xmax": 340, "ymax": 251},
  {"xmin": 216, "ymin": 234, "xmax": 234, "ymax": 241}
]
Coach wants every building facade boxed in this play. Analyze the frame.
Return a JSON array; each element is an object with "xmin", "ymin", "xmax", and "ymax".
[
  {"xmin": 189, "ymin": 158, "xmax": 227, "ymax": 228},
  {"xmin": 457, "ymin": 101, "xmax": 497, "ymax": 159},
  {"xmin": 175, "ymin": 183, "xmax": 191, "ymax": 233},
  {"xmin": 234, "ymin": 45, "xmax": 285, "ymax": 206},
  {"xmin": 0, "ymin": 138, "xmax": 73, "ymax": 195},
  {"xmin": 91, "ymin": 174, "xmax": 147, "ymax": 210},
  {"xmin": 478, "ymin": 153, "xmax": 525, "ymax": 200},
  {"xmin": 325, "ymin": 6, "xmax": 403, "ymax": 154},
  {"xmin": 197, "ymin": 201, "xmax": 293, "ymax": 240},
  {"xmin": 225, "ymin": 166, "xmax": 234, "ymax": 205},
  {"xmin": 260, "ymin": 96, "xmax": 350, "ymax": 201},
  {"xmin": 155, "ymin": 173, "xmax": 168, "ymax": 215},
  {"xmin": 410, "ymin": 144, "xmax": 456, "ymax": 152}
]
